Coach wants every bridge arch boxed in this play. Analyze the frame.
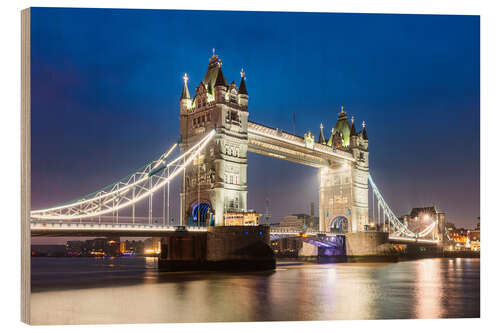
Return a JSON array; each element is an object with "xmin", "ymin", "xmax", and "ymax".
[
  {"xmin": 190, "ymin": 200, "xmax": 214, "ymax": 227},
  {"xmin": 329, "ymin": 216, "xmax": 348, "ymax": 233}
]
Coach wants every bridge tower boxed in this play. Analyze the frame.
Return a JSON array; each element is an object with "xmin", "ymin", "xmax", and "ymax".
[
  {"xmin": 179, "ymin": 50, "xmax": 249, "ymax": 226},
  {"xmin": 318, "ymin": 108, "xmax": 369, "ymax": 233}
]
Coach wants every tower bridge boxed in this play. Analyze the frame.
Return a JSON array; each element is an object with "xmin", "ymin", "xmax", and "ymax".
[{"xmin": 30, "ymin": 50, "xmax": 444, "ymax": 264}]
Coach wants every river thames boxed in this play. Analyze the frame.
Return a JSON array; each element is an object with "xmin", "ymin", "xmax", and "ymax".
[{"xmin": 30, "ymin": 257, "xmax": 480, "ymax": 325}]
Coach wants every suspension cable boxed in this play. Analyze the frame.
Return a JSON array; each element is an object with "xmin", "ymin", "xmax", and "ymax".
[{"xmin": 31, "ymin": 130, "xmax": 216, "ymax": 220}]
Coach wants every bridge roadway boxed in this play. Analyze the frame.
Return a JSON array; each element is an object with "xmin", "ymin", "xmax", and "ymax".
[
  {"xmin": 30, "ymin": 221, "xmax": 207, "ymax": 237},
  {"xmin": 30, "ymin": 222, "xmax": 341, "ymax": 237},
  {"xmin": 30, "ymin": 222, "xmax": 438, "ymax": 245}
]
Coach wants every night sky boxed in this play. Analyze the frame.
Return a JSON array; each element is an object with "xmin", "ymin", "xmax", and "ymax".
[{"xmin": 30, "ymin": 8, "xmax": 479, "ymax": 234}]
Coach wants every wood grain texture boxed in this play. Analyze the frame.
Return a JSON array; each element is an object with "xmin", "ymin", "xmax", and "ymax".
[{"xmin": 21, "ymin": 7, "xmax": 31, "ymax": 325}]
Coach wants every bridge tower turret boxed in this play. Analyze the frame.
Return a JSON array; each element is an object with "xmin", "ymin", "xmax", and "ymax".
[
  {"xmin": 179, "ymin": 50, "xmax": 249, "ymax": 227},
  {"xmin": 350, "ymin": 120, "xmax": 370, "ymax": 232},
  {"xmin": 318, "ymin": 107, "xmax": 369, "ymax": 234}
]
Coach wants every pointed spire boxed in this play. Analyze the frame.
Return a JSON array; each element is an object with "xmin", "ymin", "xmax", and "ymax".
[
  {"xmin": 210, "ymin": 48, "xmax": 217, "ymax": 62},
  {"xmin": 214, "ymin": 66, "xmax": 227, "ymax": 87},
  {"xmin": 318, "ymin": 123, "xmax": 326, "ymax": 144},
  {"xmin": 340, "ymin": 105, "xmax": 346, "ymax": 116},
  {"xmin": 338, "ymin": 105, "xmax": 347, "ymax": 119},
  {"xmin": 239, "ymin": 68, "xmax": 248, "ymax": 95},
  {"xmin": 350, "ymin": 116, "xmax": 356, "ymax": 136},
  {"xmin": 180, "ymin": 73, "xmax": 190, "ymax": 100},
  {"xmin": 362, "ymin": 120, "xmax": 368, "ymax": 139},
  {"xmin": 326, "ymin": 127, "xmax": 334, "ymax": 147}
]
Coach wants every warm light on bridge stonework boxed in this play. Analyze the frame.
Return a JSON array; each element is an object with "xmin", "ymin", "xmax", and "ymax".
[{"xmin": 178, "ymin": 52, "xmax": 370, "ymax": 231}]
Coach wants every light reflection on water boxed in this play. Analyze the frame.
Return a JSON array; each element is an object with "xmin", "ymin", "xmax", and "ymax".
[
  {"xmin": 414, "ymin": 259, "xmax": 443, "ymax": 318},
  {"xmin": 30, "ymin": 257, "xmax": 479, "ymax": 325}
]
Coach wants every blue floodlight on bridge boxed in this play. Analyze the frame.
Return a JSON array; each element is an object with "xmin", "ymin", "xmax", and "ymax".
[{"xmin": 192, "ymin": 203, "xmax": 213, "ymax": 227}]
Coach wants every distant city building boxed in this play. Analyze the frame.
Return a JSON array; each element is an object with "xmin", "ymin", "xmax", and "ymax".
[
  {"xmin": 120, "ymin": 242, "xmax": 126, "ymax": 254},
  {"xmin": 468, "ymin": 230, "xmax": 480, "ymax": 251},
  {"xmin": 270, "ymin": 238, "xmax": 303, "ymax": 257},
  {"xmin": 31, "ymin": 245, "xmax": 66, "ymax": 257},
  {"xmin": 279, "ymin": 210, "xmax": 319, "ymax": 230},
  {"xmin": 307, "ymin": 202, "xmax": 320, "ymax": 230},
  {"xmin": 32, "ymin": 238, "xmax": 155, "ymax": 257},
  {"xmin": 143, "ymin": 237, "xmax": 161, "ymax": 255},
  {"xmin": 306, "ymin": 215, "xmax": 320, "ymax": 230},
  {"xmin": 446, "ymin": 222, "xmax": 456, "ymax": 232},
  {"xmin": 448, "ymin": 227, "xmax": 468, "ymax": 249},
  {"xmin": 66, "ymin": 240, "xmax": 84, "ymax": 255},
  {"xmin": 279, "ymin": 215, "xmax": 304, "ymax": 229},
  {"xmin": 83, "ymin": 237, "xmax": 120, "ymax": 256},
  {"xmin": 223, "ymin": 211, "xmax": 261, "ymax": 226},
  {"xmin": 123, "ymin": 239, "xmax": 144, "ymax": 255}
]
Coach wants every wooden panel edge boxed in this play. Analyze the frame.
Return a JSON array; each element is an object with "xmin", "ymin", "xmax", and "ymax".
[{"xmin": 20, "ymin": 7, "xmax": 31, "ymax": 325}]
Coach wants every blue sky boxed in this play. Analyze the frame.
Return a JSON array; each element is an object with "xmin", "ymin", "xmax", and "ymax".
[{"xmin": 30, "ymin": 8, "xmax": 479, "ymax": 229}]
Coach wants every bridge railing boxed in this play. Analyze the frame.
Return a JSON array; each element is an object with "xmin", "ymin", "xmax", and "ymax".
[{"xmin": 30, "ymin": 221, "xmax": 207, "ymax": 232}]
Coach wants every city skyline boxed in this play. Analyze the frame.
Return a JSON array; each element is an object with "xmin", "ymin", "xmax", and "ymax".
[{"xmin": 30, "ymin": 8, "xmax": 479, "ymax": 230}]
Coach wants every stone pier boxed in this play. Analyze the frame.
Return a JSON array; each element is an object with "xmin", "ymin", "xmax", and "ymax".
[
  {"xmin": 345, "ymin": 231, "xmax": 394, "ymax": 256},
  {"xmin": 158, "ymin": 226, "xmax": 275, "ymax": 271}
]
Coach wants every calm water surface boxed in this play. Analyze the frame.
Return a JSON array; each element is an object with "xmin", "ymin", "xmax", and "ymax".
[{"xmin": 31, "ymin": 257, "xmax": 480, "ymax": 324}]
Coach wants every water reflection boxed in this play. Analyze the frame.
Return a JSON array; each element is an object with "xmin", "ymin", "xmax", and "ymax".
[
  {"xmin": 30, "ymin": 257, "xmax": 480, "ymax": 324},
  {"xmin": 414, "ymin": 259, "xmax": 443, "ymax": 318}
]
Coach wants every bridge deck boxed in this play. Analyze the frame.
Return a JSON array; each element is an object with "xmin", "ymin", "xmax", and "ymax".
[{"xmin": 31, "ymin": 222, "xmax": 207, "ymax": 237}]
